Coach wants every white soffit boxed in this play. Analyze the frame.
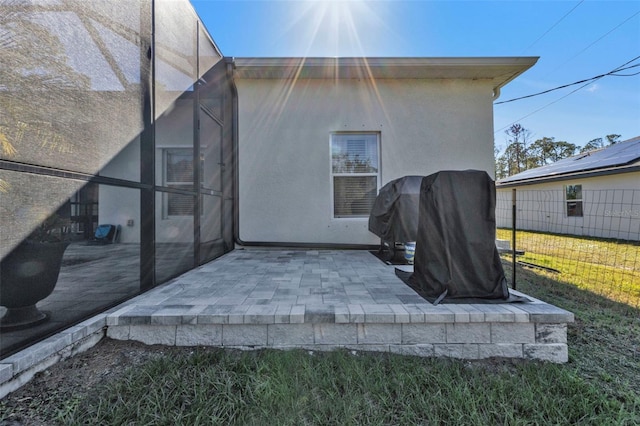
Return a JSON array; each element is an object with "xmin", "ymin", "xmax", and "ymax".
[{"xmin": 233, "ymin": 57, "xmax": 538, "ymax": 90}]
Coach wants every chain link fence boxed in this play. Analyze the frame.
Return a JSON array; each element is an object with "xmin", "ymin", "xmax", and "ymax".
[{"xmin": 496, "ymin": 188, "xmax": 640, "ymax": 308}]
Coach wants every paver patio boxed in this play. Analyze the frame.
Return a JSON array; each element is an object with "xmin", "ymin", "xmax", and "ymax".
[
  {"xmin": 0, "ymin": 247, "xmax": 574, "ymax": 398},
  {"xmin": 106, "ymin": 248, "xmax": 573, "ymax": 358}
]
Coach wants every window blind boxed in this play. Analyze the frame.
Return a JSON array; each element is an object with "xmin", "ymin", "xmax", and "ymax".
[{"xmin": 333, "ymin": 176, "xmax": 377, "ymax": 217}]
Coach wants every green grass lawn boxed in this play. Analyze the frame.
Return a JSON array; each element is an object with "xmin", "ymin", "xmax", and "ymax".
[
  {"xmin": 497, "ymin": 228, "xmax": 640, "ymax": 307},
  {"xmin": 57, "ymin": 344, "xmax": 638, "ymax": 425}
]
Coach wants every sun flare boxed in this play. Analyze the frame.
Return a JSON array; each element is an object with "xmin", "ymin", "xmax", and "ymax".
[{"xmin": 277, "ymin": 0, "xmax": 390, "ymax": 57}]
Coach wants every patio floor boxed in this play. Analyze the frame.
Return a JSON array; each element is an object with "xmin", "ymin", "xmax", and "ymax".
[
  {"xmin": 1, "ymin": 247, "xmax": 574, "ymax": 398},
  {"xmin": 106, "ymin": 248, "xmax": 573, "ymax": 359}
]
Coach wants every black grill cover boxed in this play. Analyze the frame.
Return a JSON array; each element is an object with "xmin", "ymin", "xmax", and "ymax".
[
  {"xmin": 368, "ymin": 175, "xmax": 422, "ymax": 243},
  {"xmin": 409, "ymin": 170, "xmax": 509, "ymax": 301}
]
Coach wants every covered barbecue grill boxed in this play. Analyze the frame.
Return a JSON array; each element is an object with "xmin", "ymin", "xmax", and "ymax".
[
  {"xmin": 368, "ymin": 175, "xmax": 422, "ymax": 258},
  {"xmin": 408, "ymin": 170, "xmax": 509, "ymax": 303},
  {"xmin": 372, "ymin": 171, "xmax": 517, "ymax": 304}
]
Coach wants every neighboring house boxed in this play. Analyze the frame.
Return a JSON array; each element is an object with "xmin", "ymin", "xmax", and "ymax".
[
  {"xmin": 496, "ymin": 136, "xmax": 640, "ymax": 241},
  {"xmin": 234, "ymin": 57, "xmax": 537, "ymax": 246}
]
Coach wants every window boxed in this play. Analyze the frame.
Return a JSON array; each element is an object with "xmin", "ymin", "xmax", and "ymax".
[
  {"xmin": 565, "ymin": 184, "xmax": 583, "ymax": 217},
  {"xmin": 164, "ymin": 149, "xmax": 202, "ymax": 217},
  {"xmin": 331, "ymin": 133, "xmax": 379, "ymax": 218}
]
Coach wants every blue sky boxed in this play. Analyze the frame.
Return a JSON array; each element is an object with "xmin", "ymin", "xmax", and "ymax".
[{"xmin": 191, "ymin": 0, "xmax": 640, "ymax": 152}]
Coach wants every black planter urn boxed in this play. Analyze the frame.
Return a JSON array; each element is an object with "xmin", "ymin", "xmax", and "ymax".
[{"xmin": 0, "ymin": 240, "xmax": 69, "ymax": 330}]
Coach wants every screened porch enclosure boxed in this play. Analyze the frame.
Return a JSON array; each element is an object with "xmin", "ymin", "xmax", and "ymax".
[{"xmin": 0, "ymin": 0, "xmax": 235, "ymax": 358}]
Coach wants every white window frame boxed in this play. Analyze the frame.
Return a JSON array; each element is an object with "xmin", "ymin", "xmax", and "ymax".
[
  {"xmin": 163, "ymin": 148, "xmax": 203, "ymax": 218},
  {"xmin": 330, "ymin": 132, "xmax": 381, "ymax": 219},
  {"xmin": 565, "ymin": 184, "xmax": 583, "ymax": 217}
]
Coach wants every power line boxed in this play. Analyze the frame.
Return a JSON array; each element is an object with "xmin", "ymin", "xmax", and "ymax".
[
  {"xmin": 499, "ymin": 8, "xmax": 640, "ymax": 107},
  {"xmin": 611, "ymin": 70, "xmax": 640, "ymax": 77},
  {"xmin": 495, "ymin": 59, "xmax": 640, "ymax": 105},
  {"xmin": 492, "ymin": 7, "xmax": 640, "ymax": 136},
  {"xmin": 494, "ymin": 55, "xmax": 640, "ymax": 134},
  {"xmin": 523, "ymin": 0, "xmax": 584, "ymax": 53},
  {"xmin": 541, "ymin": 9, "xmax": 640, "ymax": 79}
]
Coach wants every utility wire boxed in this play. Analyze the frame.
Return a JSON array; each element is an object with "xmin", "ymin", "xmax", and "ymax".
[
  {"xmin": 494, "ymin": 56, "xmax": 640, "ymax": 134},
  {"xmin": 494, "ymin": 9, "xmax": 640, "ymax": 135},
  {"xmin": 494, "ymin": 84, "xmax": 590, "ymax": 135},
  {"xmin": 495, "ymin": 56, "xmax": 640, "ymax": 105},
  {"xmin": 541, "ymin": 9, "xmax": 640, "ymax": 79},
  {"xmin": 611, "ymin": 70, "xmax": 640, "ymax": 77},
  {"xmin": 523, "ymin": 0, "xmax": 584, "ymax": 53}
]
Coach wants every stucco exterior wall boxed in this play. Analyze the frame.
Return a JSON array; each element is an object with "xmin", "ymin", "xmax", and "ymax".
[
  {"xmin": 98, "ymin": 99, "xmax": 196, "ymax": 244},
  {"xmin": 99, "ymin": 137, "xmax": 141, "ymax": 244},
  {"xmin": 237, "ymin": 77, "xmax": 497, "ymax": 245},
  {"xmin": 496, "ymin": 172, "xmax": 640, "ymax": 241},
  {"xmin": 155, "ymin": 99, "xmax": 194, "ymax": 244}
]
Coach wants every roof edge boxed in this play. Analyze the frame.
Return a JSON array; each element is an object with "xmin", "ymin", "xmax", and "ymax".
[
  {"xmin": 234, "ymin": 56, "xmax": 539, "ymax": 66},
  {"xmin": 497, "ymin": 135, "xmax": 640, "ymax": 186},
  {"xmin": 496, "ymin": 164, "xmax": 640, "ymax": 188},
  {"xmin": 233, "ymin": 56, "xmax": 538, "ymax": 86}
]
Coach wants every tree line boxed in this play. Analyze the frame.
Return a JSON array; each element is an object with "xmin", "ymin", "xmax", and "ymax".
[{"xmin": 495, "ymin": 124, "xmax": 621, "ymax": 179}]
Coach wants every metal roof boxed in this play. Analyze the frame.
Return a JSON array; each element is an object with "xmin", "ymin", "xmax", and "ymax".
[{"xmin": 497, "ymin": 136, "xmax": 640, "ymax": 186}]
